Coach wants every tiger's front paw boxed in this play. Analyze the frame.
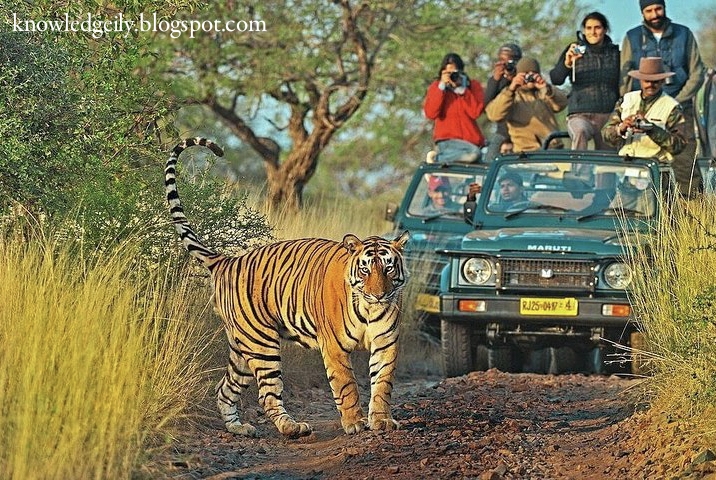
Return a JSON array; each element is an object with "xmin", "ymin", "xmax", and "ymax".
[
  {"xmin": 369, "ymin": 415, "xmax": 400, "ymax": 431},
  {"xmin": 278, "ymin": 420, "xmax": 312, "ymax": 438},
  {"xmin": 342, "ymin": 417, "xmax": 368, "ymax": 435},
  {"xmin": 225, "ymin": 421, "xmax": 258, "ymax": 437}
]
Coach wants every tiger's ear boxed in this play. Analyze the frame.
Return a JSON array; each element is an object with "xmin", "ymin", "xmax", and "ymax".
[
  {"xmin": 342, "ymin": 234, "xmax": 363, "ymax": 253},
  {"xmin": 393, "ymin": 230, "xmax": 410, "ymax": 251}
]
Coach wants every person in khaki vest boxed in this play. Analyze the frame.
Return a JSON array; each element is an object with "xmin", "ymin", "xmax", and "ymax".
[{"xmin": 602, "ymin": 57, "xmax": 686, "ymax": 162}]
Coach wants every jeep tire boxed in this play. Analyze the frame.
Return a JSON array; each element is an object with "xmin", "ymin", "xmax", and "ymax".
[{"xmin": 441, "ymin": 320, "xmax": 473, "ymax": 377}]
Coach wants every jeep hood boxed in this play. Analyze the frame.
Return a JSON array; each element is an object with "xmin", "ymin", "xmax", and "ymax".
[
  {"xmin": 409, "ymin": 230, "xmax": 466, "ymax": 253},
  {"xmin": 461, "ymin": 227, "xmax": 641, "ymax": 255}
]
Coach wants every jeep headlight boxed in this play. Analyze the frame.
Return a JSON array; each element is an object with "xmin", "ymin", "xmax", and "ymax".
[
  {"xmin": 603, "ymin": 262, "xmax": 632, "ymax": 289},
  {"xmin": 462, "ymin": 257, "xmax": 493, "ymax": 285}
]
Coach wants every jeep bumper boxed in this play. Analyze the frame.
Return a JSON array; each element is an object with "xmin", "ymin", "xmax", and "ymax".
[{"xmin": 440, "ymin": 293, "xmax": 633, "ymax": 328}]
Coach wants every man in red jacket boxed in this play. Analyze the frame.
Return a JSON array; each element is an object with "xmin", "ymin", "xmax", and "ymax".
[{"xmin": 424, "ymin": 52, "xmax": 486, "ymax": 163}]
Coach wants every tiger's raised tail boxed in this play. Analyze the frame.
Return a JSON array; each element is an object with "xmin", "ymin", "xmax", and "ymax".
[{"xmin": 164, "ymin": 137, "xmax": 225, "ymax": 268}]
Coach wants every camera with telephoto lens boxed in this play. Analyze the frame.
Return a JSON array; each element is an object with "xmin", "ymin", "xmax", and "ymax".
[
  {"xmin": 634, "ymin": 118, "xmax": 655, "ymax": 131},
  {"xmin": 572, "ymin": 44, "xmax": 586, "ymax": 55},
  {"xmin": 504, "ymin": 59, "xmax": 516, "ymax": 74},
  {"xmin": 449, "ymin": 71, "xmax": 463, "ymax": 83},
  {"xmin": 524, "ymin": 73, "xmax": 537, "ymax": 83}
]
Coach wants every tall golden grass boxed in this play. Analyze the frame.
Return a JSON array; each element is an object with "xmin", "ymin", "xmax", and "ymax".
[
  {"xmin": 0, "ymin": 228, "xmax": 213, "ymax": 479},
  {"xmin": 626, "ymin": 193, "xmax": 716, "ymax": 446},
  {"xmin": 0, "ymin": 189, "xmax": 450, "ymax": 479},
  {"xmin": 260, "ymin": 190, "xmax": 393, "ymax": 241}
]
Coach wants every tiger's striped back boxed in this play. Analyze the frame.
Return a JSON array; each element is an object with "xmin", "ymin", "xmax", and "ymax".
[{"xmin": 164, "ymin": 138, "xmax": 409, "ymax": 438}]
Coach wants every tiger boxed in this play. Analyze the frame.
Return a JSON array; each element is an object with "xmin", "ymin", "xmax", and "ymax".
[{"xmin": 164, "ymin": 137, "xmax": 410, "ymax": 438}]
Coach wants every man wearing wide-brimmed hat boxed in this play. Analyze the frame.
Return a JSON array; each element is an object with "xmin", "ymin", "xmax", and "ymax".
[
  {"xmin": 602, "ymin": 57, "xmax": 686, "ymax": 161},
  {"xmin": 620, "ymin": 0, "xmax": 705, "ymax": 196}
]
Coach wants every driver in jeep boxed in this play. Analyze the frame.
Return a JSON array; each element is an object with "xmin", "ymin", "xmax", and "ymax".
[{"xmin": 490, "ymin": 171, "xmax": 528, "ymax": 210}]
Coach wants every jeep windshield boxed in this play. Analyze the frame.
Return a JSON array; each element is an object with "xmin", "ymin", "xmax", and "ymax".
[
  {"xmin": 485, "ymin": 160, "xmax": 656, "ymax": 219},
  {"xmin": 407, "ymin": 171, "xmax": 485, "ymax": 220}
]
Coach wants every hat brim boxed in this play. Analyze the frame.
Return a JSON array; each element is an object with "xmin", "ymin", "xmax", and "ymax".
[{"xmin": 628, "ymin": 70, "xmax": 675, "ymax": 81}]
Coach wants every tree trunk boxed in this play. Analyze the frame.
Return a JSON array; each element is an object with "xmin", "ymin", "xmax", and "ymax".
[{"xmin": 265, "ymin": 125, "xmax": 333, "ymax": 212}]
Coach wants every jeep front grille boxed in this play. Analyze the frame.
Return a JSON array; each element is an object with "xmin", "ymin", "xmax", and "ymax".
[{"xmin": 498, "ymin": 258, "xmax": 595, "ymax": 292}]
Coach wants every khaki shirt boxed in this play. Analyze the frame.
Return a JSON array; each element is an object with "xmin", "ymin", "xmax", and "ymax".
[{"xmin": 485, "ymin": 85, "xmax": 568, "ymax": 152}]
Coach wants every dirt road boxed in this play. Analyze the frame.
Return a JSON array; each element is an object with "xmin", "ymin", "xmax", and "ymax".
[{"xmin": 147, "ymin": 369, "xmax": 716, "ymax": 479}]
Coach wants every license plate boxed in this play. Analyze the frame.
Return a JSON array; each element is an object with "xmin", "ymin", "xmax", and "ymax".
[
  {"xmin": 519, "ymin": 297, "xmax": 578, "ymax": 316},
  {"xmin": 415, "ymin": 293, "xmax": 440, "ymax": 313}
]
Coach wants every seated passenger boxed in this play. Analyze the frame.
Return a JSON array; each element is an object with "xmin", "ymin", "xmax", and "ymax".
[
  {"xmin": 424, "ymin": 176, "xmax": 459, "ymax": 214},
  {"xmin": 575, "ymin": 172, "xmax": 617, "ymax": 214},
  {"xmin": 610, "ymin": 175, "xmax": 655, "ymax": 215},
  {"xmin": 490, "ymin": 172, "xmax": 528, "ymax": 210}
]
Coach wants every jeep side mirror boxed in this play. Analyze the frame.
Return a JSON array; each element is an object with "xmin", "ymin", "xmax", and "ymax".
[{"xmin": 385, "ymin": 202, "xmax": 398, "ymax": 222}]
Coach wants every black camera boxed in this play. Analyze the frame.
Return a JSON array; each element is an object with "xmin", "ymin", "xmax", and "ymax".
[
  {"xmin": 635, "ymin": 119, "xmax": 655, "ymax": 131},
  {"xmin": 504, "ymin": 59, "xmax": 516, "ymax": 74},
  {"xmin": 449, "ymin": 71, "xmax": 463, "ymax": 83},
  {"xmin": 524, "ymin": 73, "xmax": 537, "ymax": 83}
]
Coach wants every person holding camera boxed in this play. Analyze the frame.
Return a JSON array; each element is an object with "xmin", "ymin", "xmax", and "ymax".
[
  {"xmin": 601, "ymin": 57, "xmax": 686, "ymax": 161},
  {"xmin": 549, "ymin": 11, "xmax": 620, "ymax": 151},
  {"xmin": 485, "ymin": 43, "xmax": 522, "ymax": 103},
  {"xmin": 423, "ymin": 52, "xmax": 486, "ymax": 163},
  {"xmin": 485, "ymin": 57, "xmax": 568, "ymax": 152},
  {"xmin": 620, "ymin": 0, "xmax": 705, "ymax": 197},
  {"xmin": 484, "ymin": 43, "xmax": 522, "ymax": 161}
]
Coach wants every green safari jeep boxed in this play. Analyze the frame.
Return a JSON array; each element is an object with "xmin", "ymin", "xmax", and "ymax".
[
  {"xmin": 384, "ymin": 158, "xmax": 489, "ymax": 335},
  {"xmin": 437, "ymin": 150, "xmax": 677, "ymax": 376}
]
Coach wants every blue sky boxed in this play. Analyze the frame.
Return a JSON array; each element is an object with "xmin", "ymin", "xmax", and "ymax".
[{"xmin": 581, "ymin": 0, "xmax": 714, "ymax": 44}]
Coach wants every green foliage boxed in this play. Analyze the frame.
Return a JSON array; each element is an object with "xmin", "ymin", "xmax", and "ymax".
[
  {"xmin": 161, "ymin": 0, "xmax": 580, "ymax": 201},
  {"xmin": 0, "ymin": 27, "xmax": 160, "ymax": 218},
  {"xmin": 48, "ymin": 160, "xmax": 274, "ymax": 272},
  {"xmin": 163, "ymin": 159, "xmax": 275, "ymax": 257},
  {"xmin": 315, "ymin": 0, "xmax": 582, "ymax": 197},
  {"xmin": 1, "ymin": 1, "xmax": 277, "ymax": 256}
]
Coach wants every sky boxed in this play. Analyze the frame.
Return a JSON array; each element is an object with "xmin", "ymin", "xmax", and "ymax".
[{"xmin": 581, "ymin": 0, "xmax": 714, "ymax": 44}]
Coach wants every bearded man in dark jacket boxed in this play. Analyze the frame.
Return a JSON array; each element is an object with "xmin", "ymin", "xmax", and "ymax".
[{"xmin": 620, "ymin": 0, "xmax": 706, "ymax": 198}]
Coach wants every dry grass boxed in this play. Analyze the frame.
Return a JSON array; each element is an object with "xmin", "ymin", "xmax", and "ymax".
[
  {"xmin": 14, "ymin": 181, "xmax": 716, "ymax": 478},
  {"xmin": 0, "ymin": 190, "xmax": 440, "ymax": 479},
  {"xmin": 0, "ymin": 229, "xmax": 212, "ymax": 480},
  {"xmin": 625, "ymin": 194, "xmax": 716, "ymax": 447},
  {"xmin": 259, "ymin": 190, "xmax": 393, "ymax": 241}
]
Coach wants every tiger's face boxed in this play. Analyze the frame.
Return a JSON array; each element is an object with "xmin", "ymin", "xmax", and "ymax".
[{"xmin": 343, "ymin": 231, "xmax": 410, "ymax": 305}]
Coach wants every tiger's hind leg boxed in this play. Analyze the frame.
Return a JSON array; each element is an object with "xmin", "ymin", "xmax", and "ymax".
[
  {"xmin": 244, "ymin": 337, "xmax": 312, "ymax": 438},
  {"xmin": 216, "ymin": 343, "xmax": 257, "ymax": 437}
]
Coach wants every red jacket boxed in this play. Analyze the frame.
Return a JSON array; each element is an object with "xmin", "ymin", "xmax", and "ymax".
[{"xmin": 423, "ymin": 79, "xmax": 486, "ymax": 147}]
